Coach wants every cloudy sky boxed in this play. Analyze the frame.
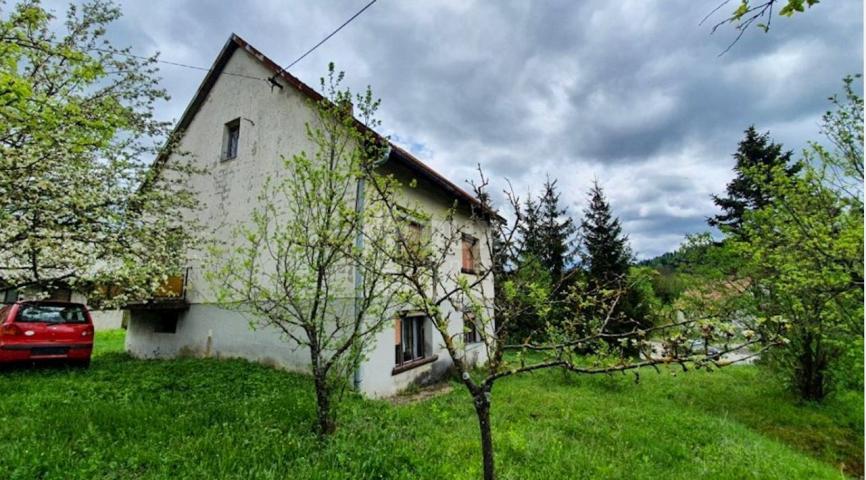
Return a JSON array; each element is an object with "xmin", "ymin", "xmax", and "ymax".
[{"xmin": 48, "ymin": 0, "xmax": 863, "ymax": 258}]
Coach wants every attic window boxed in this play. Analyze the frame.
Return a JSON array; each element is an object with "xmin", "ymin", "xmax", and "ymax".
[{"xmin": 222, "ymin": 118, "xmax": 240, "ymax": 161}]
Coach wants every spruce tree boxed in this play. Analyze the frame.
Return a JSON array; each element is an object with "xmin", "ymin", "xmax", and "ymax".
[
  {"xmin": 516, "ymin": 195, "xmax": 543, "ymax": 266},
  {"xmin": 579, "ymin": 180, "xmax": 632, "ymax": 284},
  {"xmin": 537, "ymin": 178, "xmax": 577, "ymax": 281},
  {"xmin": 579, "ymin": 181, "xmax": 649, "ymax": 352},
  {"xmin": 709, "ymin": 126, "xmax": 800, "ymax": 237},
  {"xmin": 511, "ymin": 178, "xmax": 578, "ymax": 339},
  {"xmin": 517, "ymin": 178, "xmax": 577, "ymax": 280}
]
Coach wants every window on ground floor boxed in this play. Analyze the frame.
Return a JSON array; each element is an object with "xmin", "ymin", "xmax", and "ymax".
[
  {"xmin": 153, "ymin": 311, "xmax": 179, "ymax": 334},
  {"xmin": 464, "ymin": 311, "xmax": 481, "ymax": 344},
  {"xmin": 395, "ymin": 314, "xmax": 428, "ymax": 366}
]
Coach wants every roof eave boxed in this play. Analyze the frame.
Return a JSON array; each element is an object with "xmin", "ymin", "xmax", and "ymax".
[{"xmin": 156, "ymin": 33, "xmax": 500, "ymax": 222}]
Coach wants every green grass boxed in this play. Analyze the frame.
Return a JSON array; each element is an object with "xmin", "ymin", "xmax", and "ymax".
[{"xmin": 0, "ymin": 330, "xmax": 861, "ymax": 479}]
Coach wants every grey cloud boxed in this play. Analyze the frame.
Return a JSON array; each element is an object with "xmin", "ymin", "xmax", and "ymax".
[{"xmin": 86, "ymin": 0, "xmax": 863, "ymax": 258}]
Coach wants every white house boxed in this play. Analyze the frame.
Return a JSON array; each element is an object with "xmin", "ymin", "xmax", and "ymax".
[{"xmin": 124, "ymin": 34, "xmax": 495, "ymax": 397}]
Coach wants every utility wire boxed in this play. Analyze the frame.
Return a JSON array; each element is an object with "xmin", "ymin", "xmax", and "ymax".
[
  {"xmin": 88, "ymin": 46, "xmax": 269, "ymax": 82},
  {"xmin": 270, "ymin": 0, "xmax": 377, "ymax": 83},
  {"xmin": 55, "ymin": 0, "xmax": 378, "ymax": 85}
]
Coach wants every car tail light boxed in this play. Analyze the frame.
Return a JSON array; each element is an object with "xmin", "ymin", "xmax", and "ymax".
[
  {"xmin": 82, "ymin": 327, "xmax": 93, "ymax": 337},
  {"xmin": 0, "ymin": 323, "xmax": 21, "ymax": 337}
]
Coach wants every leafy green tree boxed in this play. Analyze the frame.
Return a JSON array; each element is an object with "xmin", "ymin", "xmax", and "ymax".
[
  {"xmin": 716, "ymin": 77, "xmax": 863, "ymax": 400},
  {"xmin": 709, "ymin": 126, "xmax": 799, "ymax": 238},
  {"xmin": 757, "ymin": 80, "xmax": 861, "ymax": 400},
  {"xmin": 208, "ymin": 65, "xmax": 402, "ymax": 435},
  {"xmin": 0, "ymin": 0, "xmax": 198, "ymax": 305}
]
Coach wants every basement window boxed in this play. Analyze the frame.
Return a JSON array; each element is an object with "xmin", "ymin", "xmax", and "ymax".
[
  {"xmin": 153, "ymin": 311, "xmax": 179, "ymax": 334},
  {"xmin": 222, "ymin": 118, "xmax": 240, "ymax": 161}
]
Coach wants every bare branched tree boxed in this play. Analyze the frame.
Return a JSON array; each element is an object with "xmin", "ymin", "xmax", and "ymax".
[
  {"xmin": 208, "ymin": 65, "xmax": 403, "ymax": 435},
  {"xmin": 367, "ymin": 166, "xmax": 786, "ymax": 480},
  {"xmin": 702, "ymin": 0, "xmax": 820, "ymax": 55}
]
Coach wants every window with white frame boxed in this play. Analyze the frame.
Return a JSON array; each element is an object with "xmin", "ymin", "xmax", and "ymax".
[{"xmin": 394, "ymin": 314, "xmax": 428, "ymax": 367}]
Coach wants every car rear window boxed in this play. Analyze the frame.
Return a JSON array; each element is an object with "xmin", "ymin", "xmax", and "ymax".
[{"xmin": 16, "ymin": 305, "xmax": 87, "ymax": 324}]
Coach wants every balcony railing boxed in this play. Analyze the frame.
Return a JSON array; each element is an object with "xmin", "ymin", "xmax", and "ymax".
[{"xmin": 126, "ymin": 268, "xmax": 190, "ymax": 310}]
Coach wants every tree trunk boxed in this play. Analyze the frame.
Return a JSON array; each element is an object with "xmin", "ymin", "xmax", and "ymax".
[
  {"xmin": 796, "ymin": 332, "xmax": 827, "ymax": 401},
  {"xmin": 314, "ymin": 374, "xmax": 336, "ymax": 435},
  {"xmin": 474, "ymin": 393, "xmax": 496, "ymax": 480},
  {"xmin": 309, "ymin": 337, "xmax": 336, "ymax": 436}
]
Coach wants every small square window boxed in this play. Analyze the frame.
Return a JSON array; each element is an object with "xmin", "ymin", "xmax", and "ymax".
[
  {"xmin": 401, "ymin": 220, "xmax": 423, "ymax": 250},
  {"xmin": 222, "ymin": 118, "xmax": 240, "ymax": 161},
  {"xmin": 153, "ymin": 311, "xmax": 179, "ymax": 334}
]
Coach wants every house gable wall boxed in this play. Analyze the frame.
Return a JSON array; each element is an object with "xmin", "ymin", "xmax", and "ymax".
[{"xmin": 126, "ymin": 45, "xmax": 494, "ymax": 397}]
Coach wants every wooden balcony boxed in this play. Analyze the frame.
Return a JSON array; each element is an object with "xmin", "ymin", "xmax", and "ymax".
[{"xmin": 126, "ymin": 269, "xmax": 190, "ymax": 311}]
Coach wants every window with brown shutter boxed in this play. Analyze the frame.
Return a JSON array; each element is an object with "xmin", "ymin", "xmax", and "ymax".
[
  {"xmin": 393, "ymin": 314, "xmax": 436, "ymax": 374},
  {"xmin": 461, "ymin": 234, "xmax": 479, "ymax": 274},
  {"xmin": 406, "ymin": 221, "xmax": 422, "ymax": 249},
  {"xmin": 396, "ymin": 217, "xmax": 424, "ymax": 256}
]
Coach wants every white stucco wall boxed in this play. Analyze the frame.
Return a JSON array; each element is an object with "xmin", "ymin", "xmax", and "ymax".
[
  {"xmin": 90, "ymin": 310, "xmax": 124, "ymax": 331},
  {"xmin": 126, "ymin": 44, "xmax": 494, "ymax": 397},
  {"xmin": 126, "ymin": 305, "xmax": 311, "ymax": 368}
]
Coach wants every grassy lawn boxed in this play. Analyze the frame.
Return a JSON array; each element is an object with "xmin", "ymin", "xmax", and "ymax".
[{"xmin": 0, "ymin": 330, "xmax": 861, "ymax": 479}]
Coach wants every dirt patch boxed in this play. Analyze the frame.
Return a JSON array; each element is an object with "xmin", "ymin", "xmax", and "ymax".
[{"xmin": 390, "ymin": 382, "xmax": 454, "ymax": 405}]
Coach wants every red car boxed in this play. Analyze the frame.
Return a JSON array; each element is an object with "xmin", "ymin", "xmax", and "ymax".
[{"xmin": 0, "ymin": 301, "xmax": 94, "ymax": 367}]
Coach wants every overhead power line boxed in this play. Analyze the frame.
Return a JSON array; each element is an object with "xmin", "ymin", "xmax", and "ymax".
[
  {"xmin": 88, "ymin": 46, "xmax": 269, "ymax": 82},
  {"xmin": 270, "ymin": 0, "xmax": 378, "ymax": 84},
  {"xmin": 48, "ymin": 0, "xmax": 379, "ymax": 86},
  {"xmin": 55, "ymin": 0, "xmax": 379, "ymax": 86}
]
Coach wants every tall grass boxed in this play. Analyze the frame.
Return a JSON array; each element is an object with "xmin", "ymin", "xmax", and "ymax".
[{"xmin": 0, "ymin": 330, "xmax": 860, "ymax": 479}]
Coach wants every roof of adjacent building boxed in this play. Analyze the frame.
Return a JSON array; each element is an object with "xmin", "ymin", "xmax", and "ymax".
[{"xmin": 164, "ymin": 33, "xmax": 491, "ymax": 216}]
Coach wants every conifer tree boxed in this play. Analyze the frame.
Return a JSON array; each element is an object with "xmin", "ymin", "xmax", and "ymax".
[
  {"xmin": 516, "ymin": 195, "xmax": 542, "ymax": 265},
  {"xmin": 537, "ymin": 177, "xmax": 577, "ymax": 281},
  {"xmin": 579, "ymin": 181, "xmax": 648, "ymax": 350},
  {"xmin": 580, "ymin": 181, "xmax": 632, "ymax": 284},
  {"xmin": 709, "ymin": 126, "xmax": 800, "ymax": 237},
  {"xmin": 511, "ymin": 178, "xmax": 577, "ymax": 338}
]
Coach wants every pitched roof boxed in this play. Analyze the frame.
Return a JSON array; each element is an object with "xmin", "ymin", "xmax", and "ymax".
[{"xmin": 165, "ymin": 33, "xmax": 490, "ymax": 216}]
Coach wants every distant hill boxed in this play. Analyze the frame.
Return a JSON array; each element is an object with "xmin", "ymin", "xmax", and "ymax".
[
  {"xmin": 638, "ymin": 250, "xmax": 689, "ymax": 273},
  {"xmin": 638, "ymin": 238, "xmax": 722, "ymax": 273}
]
